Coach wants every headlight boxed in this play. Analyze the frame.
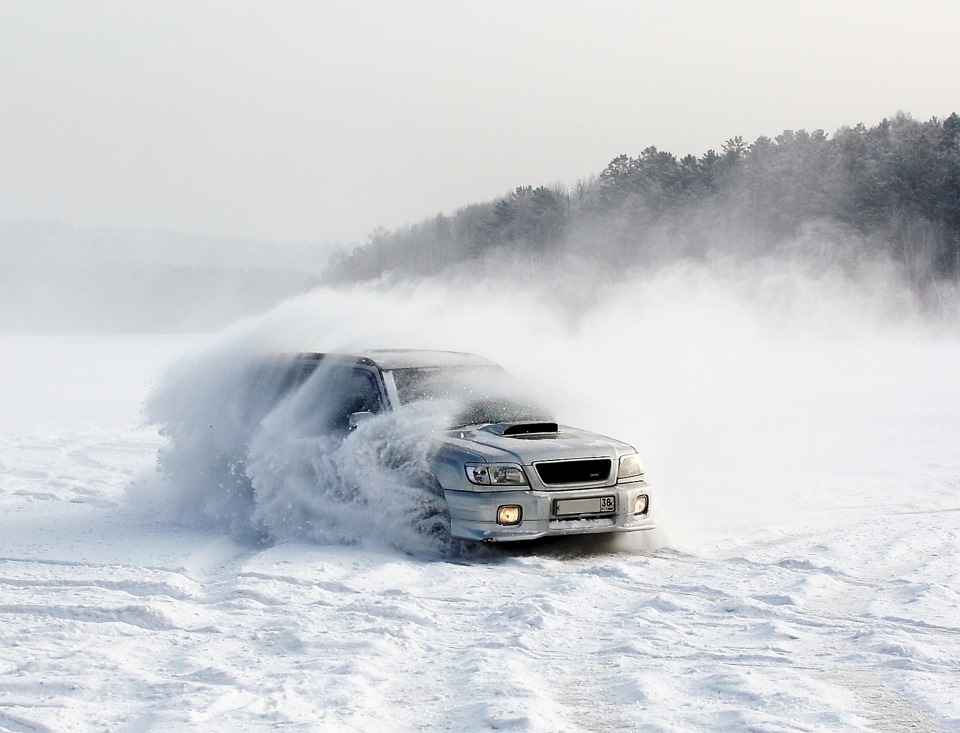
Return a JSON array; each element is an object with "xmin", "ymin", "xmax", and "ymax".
[
  {"xmin": 617, "ymin": 453, "xmax": 644, "ymax": 480},
  {"xmin": 465, "ymin": 463, "xmax": 529, "ymax": 486}
]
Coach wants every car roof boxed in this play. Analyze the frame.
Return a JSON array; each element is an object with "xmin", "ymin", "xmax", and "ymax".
[{"xmin": 294, "ymin": 349, "xmax": 496, "ymax": 371}]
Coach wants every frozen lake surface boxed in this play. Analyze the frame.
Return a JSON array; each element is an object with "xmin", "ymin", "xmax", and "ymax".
[{"xmin": 1, "ymin": 318, "xmax": 958, "ymax": 731}]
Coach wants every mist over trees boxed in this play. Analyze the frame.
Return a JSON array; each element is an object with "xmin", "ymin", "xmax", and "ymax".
[
  {"xmin": 6, "ymin": 113, "xmax": 957, "ymax": 333},
  {"xmin": 327, "ymin": 113, "xmax": 960, "ymax": 291}
]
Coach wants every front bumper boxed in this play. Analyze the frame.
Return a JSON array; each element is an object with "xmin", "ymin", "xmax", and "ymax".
[{"xmin": 444, "ymin": 481, "xmax": 654, "ymax": 542}]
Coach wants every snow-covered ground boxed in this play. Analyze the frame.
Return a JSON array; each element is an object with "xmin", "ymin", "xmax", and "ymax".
[{"xmin": 1, "ymin": 271, "xmax": 959, "ymax": 732}]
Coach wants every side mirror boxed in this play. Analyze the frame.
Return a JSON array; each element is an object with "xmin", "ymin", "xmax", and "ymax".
[{"xmin": 348, "ymin": 411, "xmax": 375, "ymax": 430}]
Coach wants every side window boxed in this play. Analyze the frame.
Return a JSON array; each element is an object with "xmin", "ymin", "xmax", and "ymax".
[{"xmin": 323, "ymin": 367, "xmax": 383, "ymax": 432}]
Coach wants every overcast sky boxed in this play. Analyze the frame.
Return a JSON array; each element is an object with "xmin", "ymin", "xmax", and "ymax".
[{"xmin": 2, "ymin": 0, "xmax": 959, "ymax": 245}]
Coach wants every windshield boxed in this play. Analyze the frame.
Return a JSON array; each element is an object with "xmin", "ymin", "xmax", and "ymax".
[{"xmin": 389, "ymin": 365, "xmax": 550, "ymax": 426}]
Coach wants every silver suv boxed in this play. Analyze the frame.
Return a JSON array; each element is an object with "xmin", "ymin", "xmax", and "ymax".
[{"xmin": 277, "ymin": 349, "xmax": 654, "ymax": 542}]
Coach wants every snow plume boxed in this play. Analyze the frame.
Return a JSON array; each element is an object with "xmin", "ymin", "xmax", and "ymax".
[
  {"xmin": 247, "ymin": 401, "xmax": 450, "ymax": 554},
  {"xmin": 143, "ymin": 342, "xmax": 455, "ymax": 555},
  {"xmin": 140, "ymin": 248, "xmax": 959, "ymax": 553}
]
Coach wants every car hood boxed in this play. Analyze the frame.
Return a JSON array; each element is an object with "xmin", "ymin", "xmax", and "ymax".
[{"xmin": 440, "ymin": 422, "xmax": 635, "ymax": 465}]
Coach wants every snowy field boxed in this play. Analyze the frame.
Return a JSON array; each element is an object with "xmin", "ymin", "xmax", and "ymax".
[{"xmin": 1, "ymin": 272, "xmax": 959, "ymax": 732}]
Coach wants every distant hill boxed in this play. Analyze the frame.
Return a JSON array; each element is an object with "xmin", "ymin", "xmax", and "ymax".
[
  {"xmin": 0, "ymin": 222, "xmax": 340, "ymax": 333},
  {"xmin": 0, "ymin": 221, "xmax": 337, "ymax": 273}
]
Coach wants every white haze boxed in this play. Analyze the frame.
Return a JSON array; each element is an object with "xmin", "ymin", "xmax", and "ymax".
[{"xmin": 142, "ymin": 252, "xmax": 960, "ymax": 554}]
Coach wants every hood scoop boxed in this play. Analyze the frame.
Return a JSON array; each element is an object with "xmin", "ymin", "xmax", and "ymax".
[{"xmin": 484, "ymin": 421, "xmax": 560, "ymax": 437}]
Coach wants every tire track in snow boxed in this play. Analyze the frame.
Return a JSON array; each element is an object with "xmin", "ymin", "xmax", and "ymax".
[
  {"xmin": 668, "ymin": 528, "xmax": 958, "ymax": 732},
  {"xmin": 0, "ymin": 710, "xmax": 55, "ymax": 733},
  {"xmin": 0, "ymin": 427, "xmax": 158, "ymax": 503},
  {"xmin": 493, "ymin": 541, "xmax": 958, "ymax": 731}
]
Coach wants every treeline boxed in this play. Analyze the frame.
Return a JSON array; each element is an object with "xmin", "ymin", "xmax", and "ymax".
[{"xmin": 327, "ymin": 113, "xmax": 960, "ymax": 285}]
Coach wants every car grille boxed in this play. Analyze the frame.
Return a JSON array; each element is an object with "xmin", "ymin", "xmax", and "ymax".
[{"xmin": 534, "ymin": 458, "xmax": 612, "ymax": 485}]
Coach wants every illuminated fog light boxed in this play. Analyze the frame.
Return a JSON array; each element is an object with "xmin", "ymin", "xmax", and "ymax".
[
  {"xmin": 618, "ymin": 453, "xmax": 644, "ymax": 480},
  {"xmin": 634, "ymin": 494, "xmax": 649, "ymax": 515},
  {"xmin": 497, "ymin": 505, "xmax": 523, "ymax": 525}
]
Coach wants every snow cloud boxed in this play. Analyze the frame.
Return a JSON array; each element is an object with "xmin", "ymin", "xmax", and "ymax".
[{"xmin": 139, "ymin": 252, "xmax": 960, "ymax": 552}]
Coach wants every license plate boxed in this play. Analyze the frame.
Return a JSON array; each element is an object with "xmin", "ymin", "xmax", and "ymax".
[{"xmin": 555, "ymin": 496, "xmax": 616, "ymax": 517}]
